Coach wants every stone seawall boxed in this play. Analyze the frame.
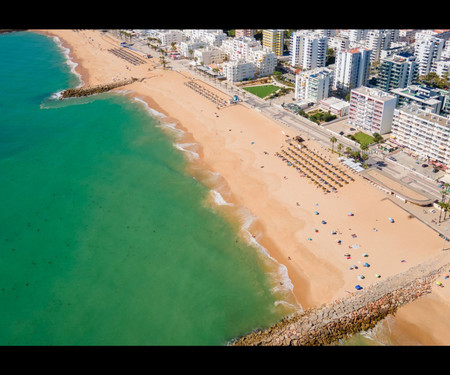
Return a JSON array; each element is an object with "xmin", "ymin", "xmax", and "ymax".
[
  {"xmin": 59, "ymin": 78, "xmax": 142, "ymax": 99},
  {"xmin": 231, "ymin": 252, "xmax": 450, "ymax": 346}
]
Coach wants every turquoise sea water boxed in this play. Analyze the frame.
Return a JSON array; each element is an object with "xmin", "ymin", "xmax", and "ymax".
[{"xmin": 0, "ymin": 31, "xmax": 296, "ymax": 345}]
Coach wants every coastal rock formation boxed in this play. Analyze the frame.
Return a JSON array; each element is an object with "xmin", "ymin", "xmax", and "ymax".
[
  {"xmin": 231, "ymin": 252, "xmax": 450, "ymax": 346},
  {"xmin": 59, "ymin": 78, "xmax": 142, "ymax": 99}
]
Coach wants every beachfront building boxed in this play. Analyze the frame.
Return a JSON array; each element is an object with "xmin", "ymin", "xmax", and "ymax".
[
  {"xmin": 289, "ymin": 30, "xmax": 328, "ymax": 70},
  {"xmin": 294, "ymin": 67, "xmax": 334, "ymax": 102},
  {"xmin": 262, "ymin": 29, "xmax": 284, "ymax": 56},
  {"xmin": 179, "ymin": 41, "xmax": 207, "ymax": 58},
  {"xmin": 333, "ymin": 47, "xmax": 372, "ymax": 94},
  {"xmin": 193, "ymin": 47, "xmax": 227, "ymax": 66},
  {"xmin": 390, "ymin": 84, "xmax": 449, "ymax": 115},
  {"xmin": 328, "ymin": 36, "xmax": 350, "ymax": 53},
  {"xmin": 222, "ymin": 60, "xmax": 255, "ymax": 82},
  {"xmin": 348, "ymin": 86, "xmax": 397, "ymax": 135},
  {"xmin": 376, "ymin": 53, "xmax": 419, "ymax": 92},
  {"xmin": 391, "ymin": 104, "xmax": 450, "ymax": 166},
  {"xmin": 220, "ymin": 36, "xmax": 276, "ymax": 81},
  {"xmin": 319, "ymin": 97, "xmax": 350, "ymax": 117}
]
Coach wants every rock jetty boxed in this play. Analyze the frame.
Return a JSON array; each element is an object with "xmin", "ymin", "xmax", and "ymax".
[
  {"xmin": 59, "ymin": 78, "xmax": 142, "ymax": 99},
  {"xmin": 231, "ymin": 252, "xmax": 450, "ymax": 346}
]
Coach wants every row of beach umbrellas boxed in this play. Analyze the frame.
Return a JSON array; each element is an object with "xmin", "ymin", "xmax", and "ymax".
[{"xmin": 184, "ymin": 80, "xmax": 228, "ymax": 108}]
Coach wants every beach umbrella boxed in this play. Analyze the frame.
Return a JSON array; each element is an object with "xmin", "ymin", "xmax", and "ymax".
[
  {"xmin": 355, "ymin": 285, "xmax": 363, "ymax": 290},
  {"xmin": 389, "ymin": 217, "xmax": 394, "ymax": 223},
  {"xmin": 363, "ymin": 262, "xmax": 370, "ymax": 267},
  {"xmin": 348, "ymin": 212, "xmax": 354, "ymax": 216},
  {"xmin": 314, "ymin": 211, "xmax": 319, "ymax": 215},
  {"xmin": 321, "ymin": 220, "xmax": 327, "ymax": 224},
  {"xmin": 308, "ymin": 237, "xmax": 312, "ymax": 241}
]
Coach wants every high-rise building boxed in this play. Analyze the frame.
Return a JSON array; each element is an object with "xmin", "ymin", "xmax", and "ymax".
[
  {"xmin": 414, "ymin": 33, "xmax": 445, "ymax": 76},
  {"xmin": 289, "ymin": 30, "xmax": 328, "ymax": 70},
  {"xmin": 348, "ymin": 86, "xmax": 397, "ymax": 135},
  {"xmin": 262, "ymin": 29, "xmax": 284, "ymax": 56},
  {"xmin": 377, "ymin": 53, "xmax": 419, "ymax": 92},
  {"xmin": 333, "ymin": 47, "xmax": 372, "ymax": 94},
  {"xmin": 235, "ymin": 29, "xmax": 254, "ymax": 38}
]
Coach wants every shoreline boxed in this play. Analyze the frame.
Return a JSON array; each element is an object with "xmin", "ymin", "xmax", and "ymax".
[{"xmin": 32, "ymin": 29, "xmax": 450, "ymax": 345}]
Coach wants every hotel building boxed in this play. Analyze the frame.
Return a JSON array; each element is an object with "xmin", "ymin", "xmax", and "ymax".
[
  {"xmin": 348, "ymin": 86, "xmax": 397, "ymax": 135},
  {"xmin": 391, "ymin": 105, "xmax": 450, "ymax": 166}
]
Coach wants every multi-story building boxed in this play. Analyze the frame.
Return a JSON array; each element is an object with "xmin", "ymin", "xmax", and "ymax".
[
  {"xmin": 333, "ymin": 47, "xmax": 372, "ymax": 94},
  {"xmin": 193, "ymin": 47, "xmax": 227, "ymax": 66},
  {"xmin": 263, "ymin": 29, "xmax": 284, "ymax": 56},
  {"xmin": 414, "ymin": 33, "xmax": 445, "ymax": 76},
  {"xmin": 391, "ymin": 104, "xmax": 450, "ymax": 166},
  {"xmin": 235, "ymin": 29, "xmax": 254, "ymax": 38},
  {"xmin": 182, "ymin": 29, "xmax": 227, "ymax": 47},
  {"xmin": 365, "ymin": 29, "xmax": 393, "ymax": 63},
  {"xmin": 289, "ymin": 30, "xmax": 327, "ymax": 70},
  {"xmin": 377, "ymin": 53, "xmax": 419, "ymax": 92},
  {"xmin": 221, "ymin": 60, "xmax": 255, "ymax": 82},
  {"xmin": 294, "ymin": 67, "xmax": 334, "ymax": 102},
  {"xmin": 390, "ymin": 84, "xmax": 448, "ymax": 114},
  {"xmin": 348, "ymin": 86, "xmax": 397, "ymax": 135}
]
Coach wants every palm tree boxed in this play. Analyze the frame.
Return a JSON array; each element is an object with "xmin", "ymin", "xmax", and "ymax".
[
  {"xmin": 360, "ymin": 143, "xmax": 368, "ymax": 157},
  {"xmin": 330, "ymin": 136, "xmax": 337, "ymax": 153},
  {"xmin": 345, "ymin": 146, "xmax": 352, "ymax": 156},
  {"xmin": 337, "ymin": 143, "xmax": 343, "ymax": 154}
]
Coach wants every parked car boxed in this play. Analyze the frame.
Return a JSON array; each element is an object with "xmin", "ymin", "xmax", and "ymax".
[
  {"xmin": 422, "ymin": 164, "xmax": 428, "ymax": 168},
  {"xmin": 388, "ymin": 156, "xmax": 396, "ymax": 161}
]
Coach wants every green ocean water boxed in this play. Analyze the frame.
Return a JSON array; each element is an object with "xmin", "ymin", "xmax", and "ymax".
[{"xmin": 0, "ymin": 31, "xmax": 296, "ymax": 345}]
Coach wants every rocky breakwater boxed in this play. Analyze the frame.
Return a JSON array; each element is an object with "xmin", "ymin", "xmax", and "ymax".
[
  {"xmin": 59, "ymin": 78, "xmax": 143, "ymax": 99},
  {"xmin": 231, "ymin": 252, "xmax": 450, "ymax": 346}
]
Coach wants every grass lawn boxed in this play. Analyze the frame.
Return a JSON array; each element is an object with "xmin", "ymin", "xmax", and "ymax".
[
  {"xmin": 242, "ymin": 85, "xmax": 280, "ymax": 99},
  {"xmin": 353, "ymin": 131, "xmax": 375, "ymax": 146}
]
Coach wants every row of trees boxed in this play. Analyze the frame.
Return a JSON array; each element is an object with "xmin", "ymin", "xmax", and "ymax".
[
  {"xmin": 438, "ymin": 184, "xmax": 450, "ymax": 223},
  {"xmin": 329, "ymin": 136, "xmax": 369, "ymax": 163}
]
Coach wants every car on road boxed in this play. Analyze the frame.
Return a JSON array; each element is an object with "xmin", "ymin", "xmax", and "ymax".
[
  {"xmin": 388, "ymin": 156, "xmax": 396, "ymax": 161},
  {"xmin": 422, "ymin": 164, "xmax": 428, "ymax": 168}
]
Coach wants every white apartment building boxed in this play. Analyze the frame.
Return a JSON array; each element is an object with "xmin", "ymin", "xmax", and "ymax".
[
  {"xmin": 348, "ymin": 86, "xmax": 397, "ymax": 135},
  {"xmin": 365, "ymin": 29, "xmax": 393, "ymax": 63},
  {"xmin": 193, "ymin": 47, "xmax": 227, "ymax": 66},
  {"xmin": 294, "ymin": 67, "xmax": 334, "ymax": 102},
  {"xmin": 289, "ymin": 30, "xmax": 327, "ymax": 70},
  {"xmin": 222, "ymin": 60, "xmax": 255, "ymax": 82},
  {"xmin": 179, "ymin": 41, "xmax": 207, "ymax": 58},
  {"xmin": 333, "ymin": 47, "xmax": 372, "ymax": 94},
  {"xmin": 182, "ymin": 29, "xmax": 227, "ymax": 47},
  {"xmin": 328, "ymin": 36, "xmax": 350, "ymax": 53},
  {"xmin": 391, "ymin": 104, "xmax": 450, "ymax": 166},
  {"xmin": 414, "ymin": 34, "xmax": 445, "ymax": 76},
  {"xmin": 221, "ymin": 37, "xmax": 276, "ymax": 81}
]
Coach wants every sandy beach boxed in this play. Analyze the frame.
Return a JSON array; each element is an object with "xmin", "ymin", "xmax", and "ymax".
[{"xmin": 35, "ymin": 29, "xmax": 450, "ymax": 345}]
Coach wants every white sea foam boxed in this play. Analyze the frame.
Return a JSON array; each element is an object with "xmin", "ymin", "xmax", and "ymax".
[
  {"xmin": 52, "ymin": 36, "xmax": 83, "ymax": 88},
  {"xmin": 133, "ymin": 97, "xmax": 166, "ymax": 118},
  {"xmin": 209, "ymin": 189, "xmax": 233, "ymax": 206},
  {"xmin": 175, "ymin": 143, "xmax": 200, "ymax": 160}
]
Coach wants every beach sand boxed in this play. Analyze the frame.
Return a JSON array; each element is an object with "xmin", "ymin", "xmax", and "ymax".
[{"xmin": 35, "ymin": 29, "xmax": 450, "ymax": 345}]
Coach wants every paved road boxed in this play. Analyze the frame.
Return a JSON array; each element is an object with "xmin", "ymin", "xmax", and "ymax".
[{"xmin": 112, "ymin": 31, "xmax": 444, "ymax": 203}]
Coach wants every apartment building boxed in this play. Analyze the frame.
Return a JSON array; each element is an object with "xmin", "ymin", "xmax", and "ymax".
[
  {"xmin": 348, "ymin": 86, "xmax": 397, "ymax": 135},
  {"xmin": 333, "ymin": 47, "xmax": 372, "ymax": 94},
  {"xmin": 262, "ymin": 29, "xmax": 284, "ymax": 56},
  {"xmin": 294, "ymin": 67, "xmax": 334, "ymax": 102},
  {"xmin": 391, "ymin": 105, "xmax": 450, "ymax": 166},
  {"xmin": 376, "ymin": 53, "xmax": 419, "ymax": 92},
  {"xmin": 390, "ymin": 84, "xmax": 449, "ymax": 115},
  {"xmin": 289, "ymin": 30, "xmax": 327, "ymax": 70},
  {"xmin": 414, "ymin": 33, "xmax": 445, "ymax": 76},
  {"xmin": 235, "ymin": 29, "xmax": 254, "ymax": 38},
  {"xmin": 182, "ymin": 29, "xmax": 227, "ymax": 47},
  {"xmin": 221, "ymin": 60, "xmax": 255, "ymax": 82},
  {"xmin": 193, "ymin": 47, "xmax": 227, "ymax": 66}
]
